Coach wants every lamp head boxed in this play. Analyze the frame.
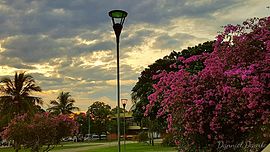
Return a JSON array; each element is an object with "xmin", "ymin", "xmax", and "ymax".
[
  {"xmin": 121, "ymin": 99, "xmax": 128, "ymax": 108},
  {"xmin": 109, "ymin": 10, "xmax": 128, "ymax": 37},
  {"xmin": 109, "ymin": 10, "xmax": 128, "ymax": 25}
]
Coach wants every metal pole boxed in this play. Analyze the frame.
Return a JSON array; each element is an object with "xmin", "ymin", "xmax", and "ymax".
[
  {"xmin": 116, "ymin": 35, "xmax": 121, "ymax": 152},
  {"xmin": 123, "ymin": 108, "xmax": 126, "ymax": 152},
  {"xmin": 88, "ymin": 112, "xmax": 90, "ymax": 138},
  {"xmin": 112, "ymin": 23, "xmax": 123, "ymax": 152}
]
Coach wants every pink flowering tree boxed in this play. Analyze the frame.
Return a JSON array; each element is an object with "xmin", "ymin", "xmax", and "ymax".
[
  {"xmin": 1, "ymin": 113, "xmax": 78, "ymax": 152},
  {"xmin": 131, "ymin": 42, "xmax": 214, "ymax": 146},
  {"xmin": 146, "ymin": 17, "xmax": 270, "ymax": 151}
]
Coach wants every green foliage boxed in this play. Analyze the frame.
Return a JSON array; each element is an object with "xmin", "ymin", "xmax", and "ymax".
[
  {"xmin": 185, "ymin": 60, "xmax": 205, "ymax": 74},
  {"xmin": 131, "ymin": 51, "xmax": 182, "ymax": 129},
  {"xmin": 0, "ymin": 72, "xmax": 43, "ymax": 130},
  {"xmin": 108, "ymin": 118, "xmax": 126, "ymax": 134},
  {"xmin": 73, "ymin": 112, "xmax": 89, "ymax": 135},
  {"xmin": 111, "ymin": 106, "xmax": 126, "ymax": 114},
  {"xmin": 47, "ymin": 92, "xmax": 79, "ymax": 115},
  {"xmin": 147, "ymin": 17, "xmax": 270, "ymax": 151},
  {"xmin": 88, "ymin": 101, "xmax": 111, "ymax": 117},
  {"xmin": 131, "ymin": 41, "xmax": 214, "ymax": 129},
  {"xmin": 137, "ymin": 131, "xmax": 149, "ymax": 142},
  {"xmin": 87, "ymin": 101, "xmax": 111, "ymax": 137},
  {"xmin": 161, "ymin": 133, "xmax": 176, "ymax": 147},
  {"xmin": 181, "ymin": 41, "xmax": 213, "ymax": 58},
  {"xmin": 1, "ymin": 113, "xmax": 78, "ymax": 152}
]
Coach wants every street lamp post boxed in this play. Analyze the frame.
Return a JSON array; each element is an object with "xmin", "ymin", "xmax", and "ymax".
[
  {"xmin": 121, "ymin": 99, "xmax": 128, "ymax": 152},
  {"xmin": 87, "ymin": 106, "xmax": 91, "ymax": 139},
  {"xmin": 109, "ymin": 9, "xmax": 128, "ymax": 152}
]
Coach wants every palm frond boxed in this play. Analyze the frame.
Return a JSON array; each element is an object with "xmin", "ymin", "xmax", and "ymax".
[
  {"xmin": 48, "ymin": 91, "xmax": 78, "ymax": 115},
  {"xmin": 0, "ymin": 72, "xmax": 43, "ymax": 116},
  {"xmin": 50, "ymin": 100, "xmax": 59, "ymax": 105},
  {"xmin": 70, "ymin": 107, "xmax": 80, "ymax": 111}
]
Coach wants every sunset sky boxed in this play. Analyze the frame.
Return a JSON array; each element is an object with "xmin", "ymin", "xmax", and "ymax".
[{"xmin": 0, "ymin": 0, "xmax": 268, "ymax": 111}]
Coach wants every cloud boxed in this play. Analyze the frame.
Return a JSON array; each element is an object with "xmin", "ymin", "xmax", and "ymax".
[
  {"xmin": 0, "ymin": 0, "xmax": 268, "ymax": 111},
  {"xmin": 153, "ymin": 33, "xmax": 195, "ymax": 50},
  {"xmin": 121, "ymin": 28, "xmax": 156, "ymax": 50},
  {"xmin": 0, "ymin": 0, "xmax": 247, "ymax": 39},
  {"xmin": 74, "ymin": 40, "xmax": 114, "ymax": 54},
  {"xmin": 0, "ymin": 54, "xmax": 34, "ymax": 69},
  {"xmin": 1, "ymin": 35, "xmax": 68, "ymax": 62},
  {"xmin": 105, "ymin": 79, "xmax": 137, "ymax": 86}
]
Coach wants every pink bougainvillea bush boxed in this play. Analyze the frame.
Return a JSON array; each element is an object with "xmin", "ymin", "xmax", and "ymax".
[
  {"xmin": 146, "ymin": 17, "xmax": 270, "ymax": 151},
  {"xmin": 1, "ymin": 113, "xmax": 78, "ymax": 152}
]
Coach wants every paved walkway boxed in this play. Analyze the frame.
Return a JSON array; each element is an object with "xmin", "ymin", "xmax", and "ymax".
[
  {"xmin": 262, "ymin": 144, "xmax": 270, "ymax": 152},
  {"xmin": 51, "ymin": 141, "xmax": 136, "ymax": 152}
]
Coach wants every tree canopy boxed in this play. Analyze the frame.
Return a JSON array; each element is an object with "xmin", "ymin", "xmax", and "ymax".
[
  {"xmin": 87, "ymin": 101, "xmax": 111, "ymax": 137},
  {"xmin": 0, "ymin": 72, "xmax": 43, "ymax": 130},
  {"xmin": 146, "ymin": 17, "xmax": 270, "ymax": 151},
  {"xmin": 47, "ymin": 92, "xmax": 79, "ymax": 115},
  {"xmin": 2, "ymin": 113, "xmax": 78, "ymax": 152},
  {"xmin": 131, "ymin": 41, "xmax": 214, "ymax": 124}
]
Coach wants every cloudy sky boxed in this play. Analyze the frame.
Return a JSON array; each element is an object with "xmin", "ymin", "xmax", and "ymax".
[{"xmin": 0, "ymin": 0, "xmax": 268, "ymax": 111}]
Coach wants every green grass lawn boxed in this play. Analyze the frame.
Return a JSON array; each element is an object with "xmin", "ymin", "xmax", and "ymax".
[
  {"xmin": 79, "ymin": 143, "xmax": 177, "ymax": 152},
  {"xmin": 0, "ymin": 142, "xmax": 177, "ymax": 152},
  {"xmin": 0, "ymin": 143, "xmax": 100, "ymax": 152}
]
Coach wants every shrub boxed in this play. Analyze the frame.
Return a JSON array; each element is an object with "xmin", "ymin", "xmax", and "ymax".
[
  {"xmin": 1, "ymin": 113, "xmax": 78, "ymax": 152},
  {"xmin": 137, "ymin": 131, "xmax": 149, "ymax": 143},
  {"xmin": 161, "ymin": 133, "xmax": 175, "ymax": 147}
]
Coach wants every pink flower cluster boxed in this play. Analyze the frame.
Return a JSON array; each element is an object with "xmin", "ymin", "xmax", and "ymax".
[
  {"xmin": 1, "ymin": 113, "xmax": 79, "ymax": 142},
  {"xmin": 146, "ymin": 16, "xmax": 270, "ymax": 148}
]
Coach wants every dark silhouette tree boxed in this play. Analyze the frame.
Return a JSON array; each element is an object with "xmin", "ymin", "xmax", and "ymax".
[
  {"xmin": 111, "ymin": 106, "xmax": 127, "ymax": 114},
  {"xmin": 0, "ymin": 72, "xmax": 42, "ymax": 122},
  {"xmin": 87, "ymin": 101, "xmax": 111, "ymax": 139},
  {"xmin": 47, "ymin": 92, "xmax": 79, "ymax": 115},
  {"xmin": 74, "ymin": 112, "xmax": 88, "ymax": 135}
]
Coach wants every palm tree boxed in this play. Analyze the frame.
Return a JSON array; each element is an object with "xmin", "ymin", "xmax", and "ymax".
[
  {"xmin": 0, "ymin": 72, "xmax": 42, "ymax": 116},
  {"xmin": 47, "ymin": 92, "xmax": 79, "ymax": 115}
]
